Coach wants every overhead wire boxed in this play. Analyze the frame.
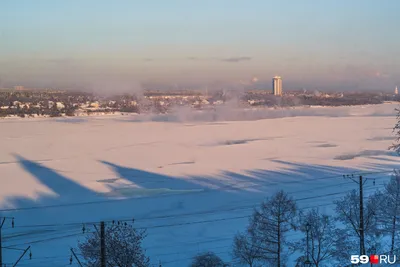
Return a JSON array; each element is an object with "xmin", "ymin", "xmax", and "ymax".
[
  {"xmin": 0, "ymin": 173, "xmax": 388, "ymax": 252},
  {"xmin": 0, "ymin": 169, "xmax": 393, "ymax": 214},
  {"xmin": 2, "ymin": 171, "xmax": 391, "ymax": 232},
  {"xmin": 2, "ymin": 181, "xmax": 383, "ymax": 251},
  {"xmin": 0, "ymin": 169, "xmax": 395, "ymax": 266}
]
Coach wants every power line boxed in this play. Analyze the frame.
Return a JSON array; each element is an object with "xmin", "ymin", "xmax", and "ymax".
[
  {"xmin": 2, "ymin": 194, "xmax": 385, "ymax": 266},
  {"xmin": 0, "ymin": 171, "xmax": 390, "ymax": 267},
  {"xmin": 6, "ymin": 231, "xmax": 85, "ymax": 248},
  {"xmin": 0, "ymin": 177, "xmax": 385, "ymax": 252},
  {"xmin": 11, "ymin": 185, "xmax": 378, "ymax": 252},
  {"xmin": 0, "ymin": 169, "xmax": 393, "ymax": 214},
  {"xmin": 0, "ymin": 217, "xmax": 32, "ymax": 267},
  {"xmin": 80, "ymin": 187, "xmax": 382, "ymax": 255},
  {"xmin": 3, "ymin": 173, "xmax": 390, "ymax": 234},
  {"xmin": 0, "ymin": 217, "xmax": 14, "ymax": 266},
  {"xmin": 7, "ymin": 227, "xmax": 95, "ymax": 248},
  {"xmin": 3, "ymin": 184, "xmax": 382, "ymax": 251}
]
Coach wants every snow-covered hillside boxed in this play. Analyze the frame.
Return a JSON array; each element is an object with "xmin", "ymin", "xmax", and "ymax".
[{"xmin": 0, "ymin": 103, "xmax": 399, "ymax": 266}]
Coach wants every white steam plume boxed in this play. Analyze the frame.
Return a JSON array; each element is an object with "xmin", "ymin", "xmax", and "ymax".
[{"xmin": 125, "ymin": 103, "xmax": 397, "ymax": 123}]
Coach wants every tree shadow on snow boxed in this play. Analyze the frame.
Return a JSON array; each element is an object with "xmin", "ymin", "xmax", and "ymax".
[{"xmin": 0, "ymin": 155, "xmax": 399, "ymax": 266}]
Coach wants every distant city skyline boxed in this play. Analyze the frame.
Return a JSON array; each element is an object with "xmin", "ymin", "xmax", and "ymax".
[{"xmin": 1, "ymin": 0, "xmax": 400, "ymax": 90}]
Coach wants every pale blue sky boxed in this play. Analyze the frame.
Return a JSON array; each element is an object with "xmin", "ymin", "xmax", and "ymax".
[{"xmin": 1, "ymin": 0, "xmax": 399, "ymax": 90}]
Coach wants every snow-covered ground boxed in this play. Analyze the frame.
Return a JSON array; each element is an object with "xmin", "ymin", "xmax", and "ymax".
[{"xmin": 0, "ymin": 103, "xmax": 400, "ymax": 266}]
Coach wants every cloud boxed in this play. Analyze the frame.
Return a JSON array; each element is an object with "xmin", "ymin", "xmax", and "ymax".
[
  {"xmin": 220, "ymin": 56, "xmax": 252, "ymax": 63},
  {"xmin": 187, "ymin": 57, "xmax": 199, "ymax": 61},
  {"xmin": 143, "ymin": 58, "xmax": 154, "ymax": 62}
]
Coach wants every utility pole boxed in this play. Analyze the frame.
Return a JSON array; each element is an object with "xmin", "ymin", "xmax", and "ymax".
[
  {"xmin": 0, "ymin": 217, "xmax": 15, "ymax": 267},
  {"xmin": 0, "ymin": 218, "xmax": 4, "ymax": 267},
  {"xmin": 0, "ymin": 217, "xmax": 31, "ymax": 267},
  {"xmin": 359, "ymin": 175, "xmax": 365, "ymax": 256},
  {"xmin": 100, "ymin": 221, "xmax": 106, "ymax": 267},
  {"xmin": 343, "ymin": 174, "xmax": 367, "ymax": 257}
]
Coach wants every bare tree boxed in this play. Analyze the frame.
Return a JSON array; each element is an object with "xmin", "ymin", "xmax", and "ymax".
[
  {"xmin": 334, "ymin": 190, "xmax": 383, "ymax": 259},
  {"xmin": 248, "ymin": 190, "xmax": 297, "ymax": 267},
  {"xmin": 330, "ymin": 229, "xmax": 359, "ymax": 267},
  {"xmin": 79, "ymin": 222, "xmax": 150, "ymax": 267},
  {"xmin": 190, "ymin": 252, "xmax": 226, "ymax": 267},
  {"xmin": 232, "ymin": 231, "xmax": 263, "ymax": 267},
  {"xmin": 378, "ymin": 171, "xmax": 400, "ymax": 254},
  {"xmin": 294, "ymin": 256, "xmax": 307, "ymax": 267},
  {"xmin": 294, "ymin": 209, "xmax": 341, "ymax": 267}
]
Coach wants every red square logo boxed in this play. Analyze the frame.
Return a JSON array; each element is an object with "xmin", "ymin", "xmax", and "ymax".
[{"xmin": 370, "ymin": 255, "xmax": 379, "ymax": 264}]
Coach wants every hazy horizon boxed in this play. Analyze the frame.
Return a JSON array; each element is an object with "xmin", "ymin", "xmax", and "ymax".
[{"xmin": 1, "ymin": 0, "xmax": 400, "ymax": 91}]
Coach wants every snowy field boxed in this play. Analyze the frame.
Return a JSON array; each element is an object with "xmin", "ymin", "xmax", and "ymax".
[{"xmin": 1, "ymin": 103, "xmax": 400, "ymax": 266}]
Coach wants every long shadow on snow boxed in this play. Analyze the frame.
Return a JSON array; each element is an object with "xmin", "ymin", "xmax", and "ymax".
[
  {"xmin": 0, "ymin": 155, "xmax": 105, "ymax": 264},
  {"xmin": 12, "ymin": 154, "xmax": 99, "ymax": 200},
  {"xmin": 3, "ymin": 155, "xmax": 105, "ymax": 233},
  {"xmin": 100, "ymin": 160, "xmax": 265, "ymax": 193},
  {"xmin": 1, "ymin": 155, "xmax": 399, "ymax": 266},
  {"xmin": 97, "ymin": 160, "xmax": 398, "ymax": 262},
  {"xmin": 101, "ymin": 161, "xmax": 207, "ymax": 191}
]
